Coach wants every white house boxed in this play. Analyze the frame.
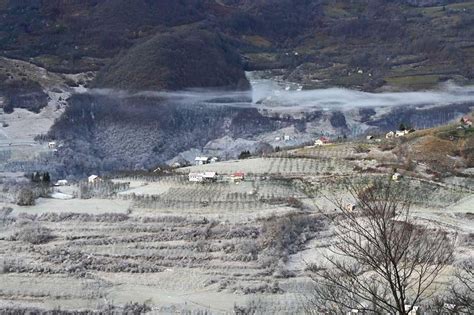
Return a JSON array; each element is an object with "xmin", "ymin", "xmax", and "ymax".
[
  {"xmin": 188, "ymin": 172, "xmax": 218, "ymax": 183},
  {"xmin": 284, "ymin": 135, "xmax": 291, "ymax": 141},
  {"xmin": 48, "ymin": 141, "xmax": 57, "ymax": 149},
  {"xmin": 395, "ymin": 130, "xmax": 410, "ymax": 137},
  {"xmin": 230, "ymin": 172, "xmax": 245, "ymax": 183},
  {"xmin": 88, "ymin": 175, "xmax": 101, "ymax": 184},
  {"xmin": 210, "ymin": 157, "xmax": 219, "ymax": 164},
  {"xmin": 195, "ymin": 156, "xmax": 210, "ymax": 165},
  {"xmin": 385, "ymin": 131, "xmax": 395, "ymax": 139},
  {"xmin": 55, "ymin": 179, "xmax": 69, "ymax": 186},
  {"xmin": 315, "ymin": 136, "xmax": 331, "ymax": 146}
]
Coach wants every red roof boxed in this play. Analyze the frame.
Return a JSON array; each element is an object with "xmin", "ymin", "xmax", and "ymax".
[
  {"xmin": 319, "ymin": 136, "xmax": 331, "ymax": 143},
  {"xmin": 233, "ymin": 172, "xmax": 245, "ymax": 177}
]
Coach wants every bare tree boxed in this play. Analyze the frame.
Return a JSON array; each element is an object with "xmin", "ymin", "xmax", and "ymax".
[
  {"xmin": 449, "ymin": 260, "xmax": 474, "ymax": 314},
  {"xmin": 306, "ymin": 178, "xmax": 455, "ymax": 314}
]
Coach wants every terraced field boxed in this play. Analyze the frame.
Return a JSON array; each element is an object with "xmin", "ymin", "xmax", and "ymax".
[{"xmin": 0, "ymin": 140, "xmax": 472, "ymax": 313}]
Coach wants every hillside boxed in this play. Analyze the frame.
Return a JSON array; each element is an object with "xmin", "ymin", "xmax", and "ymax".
[
  {"xmin": 94, "ymin": 28, "xmax": 249, "ymax": 91},
  {"xmin": 0, "ymin": 118, "xmax": 472, "ymax": 313},
  {"xmin": 1, "ymin": 0, "xmax": 474, "ymax": 92}
]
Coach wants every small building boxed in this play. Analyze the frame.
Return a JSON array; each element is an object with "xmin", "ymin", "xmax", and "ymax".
[
  {"xmin": 366, "ymin": 135, "xmax": 374, "ymax": 140},
  {"xmin": 230, "ymin": 172, "xmax": 245, "ymax": 183},
  {"xmin": 171, "ymin": 162, "xmax": 181, "ymax": 168},
  {"xmin": 48, "ymin": 141, "xmax": 57, "ymax": 149},
  {"xmin": 275, "ymin": 137, "xmax": 281, "ymax": 141},
  {"xmin": 284, "ymin": 135, "xmax": 291, "ymax": 141},
  {"xmin": 385, "ymin": 131, "xmax": 395, "ymax": 139},
  {"xmin": 188, "ymin": 172, "xmax": 218, "ymax": 183},
  {"xmin": 195, "ymin": 156, "xmax": 210, "ymax": 166},
  {"xmin": 395, "ymin": 130, "xmax": 410, "ymax": 137},
  {"xmin": 88, "ymin": 175, "xmax": 101, "ymax": 184},
  {"xmin": 210, "ymin": 157, "xmax": 219, "ymax": 164},
  {"xmin": 315, "ymin": 136, "xmax": 331, "ymax": 146},
  {"xmin": 55, "ymin": 179, "xmax": 69, "ymax": 186},
  {"xmin": 392, "ymin": 172, "xmax": 402, "ymax": 182}
]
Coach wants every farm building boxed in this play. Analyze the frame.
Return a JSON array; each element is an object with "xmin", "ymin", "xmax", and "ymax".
[
  {"xmin": 230, "ymin": 172, "xmax": 245, "ymax": 183},
  {"xmin": 88, "ymin": 175, "xmax": 101, "ymax": 184},
  {"xmin": 395, "ymin": 130, "xmax": 410, "ymax": 137},
  {"xmin": 188, "ymin": 172, "xmax": 218, "ymax": 183},
  {"xmin": 195, "ymin": 156, "xmax": 211, "ymax": 165},
  {"xmin": 314, "ymin": 136, "xmax": 331, "ymax": 146}
]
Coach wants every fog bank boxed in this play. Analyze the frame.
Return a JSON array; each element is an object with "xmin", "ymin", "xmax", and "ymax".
[{"xmin": 77, "ymin": 80, "xmax": 474, "ymax": 111}]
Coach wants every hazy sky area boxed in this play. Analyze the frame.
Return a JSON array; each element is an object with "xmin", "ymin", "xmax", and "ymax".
[{"xmin": 81, "ymin": 80, "xmax": 474, "ymax": 111}]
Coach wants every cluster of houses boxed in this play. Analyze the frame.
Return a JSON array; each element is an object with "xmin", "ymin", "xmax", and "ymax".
[
  {"xmin": 385, "ymin": 129, "xmax": 413, "ymax": 139},
  {"xmin": 194, "ymin": 156, "xmax": 219, "ymax": 166},
  {"xmin": 275, "ymin": 135, "xmax": 292, "ymax": 142},
  {"xmin": 188, "ymin": 171, "xmax": 245, "ymax": 183}
]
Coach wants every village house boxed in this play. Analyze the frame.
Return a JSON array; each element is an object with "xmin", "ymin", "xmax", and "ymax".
[
  {"xmin": 284, "ymin": 135, "xmax": 291, "ymax": 141},
  {"xmin": 48, "ymin": 141, "xmax": 57, "ymax": 149},
  {"xmin": 55, "ymin": 179, "xmax": 69, "ymax": 186},
  {"xmin": 315, "ymin": 136, "xmax": 331, "ymax": 146},
  {"xmin": 195, "ymin": 156, "xmax": 210, "ymax": 166},
  {"xmin": 210, "ymin": 157, "xmax": 219, "ymax": 164},
  {"xmin": 230, "ymin": 172, "xmax": 245, "ymax": 183},
  {"xmin": 395, "ymin": 129, "xmax": 410, "ymax": 137},
  {"xmin": 385, "ymin": 131, "xmax": 395, "ymax": 139},
  {"xmin": 88, "ymin": 175, "xmax": 101, "ymax": 184},
  {"xmin": 188, "ymin": 172, "xmax": 218, "ymax": 183}
]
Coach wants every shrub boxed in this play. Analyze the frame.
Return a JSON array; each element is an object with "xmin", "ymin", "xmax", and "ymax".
[
  {"xmin": 354, "ymin": 143, "xmax": 370, "ymax": 153},
  {"xmin": 16, "ymin": 188, "xmax": 35, "ymax": 206},
  {"xmin": 13, "ymin": 224, "xmax": 54, "ymax": 244}
]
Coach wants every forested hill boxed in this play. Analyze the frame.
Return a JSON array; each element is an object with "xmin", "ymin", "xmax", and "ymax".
[{"xmin": 1, "ymin": 0, "xmax": 473, "ymax": 91}]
